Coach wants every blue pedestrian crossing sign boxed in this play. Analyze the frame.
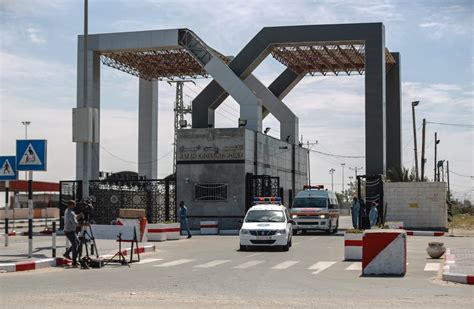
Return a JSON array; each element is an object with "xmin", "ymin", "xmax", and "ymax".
[
  {"xmin": 16, "ymin": 139, "xmax": 47, "ymax": 171},
  {"xmin": 0, "ymin": 156, "xmax": 17, "ymax": 180}
]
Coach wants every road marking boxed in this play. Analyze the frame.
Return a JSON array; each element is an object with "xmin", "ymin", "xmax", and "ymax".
[
  {"xmin": 153, "ymin": 259, "xmax": 195, "ymax": 267},
  {"xmin": 310, "ymin": 236, "xmax": 320, "ymax": 240},
  {"xmin": 136, "ymin": 258, "xmax": 163, "ymax": 265},
  {"xmin": 193, "ymin": 260, "xmax": 231, "ymax": 268},
  {"xmin": 346, "ymin": 262, "xmax": 362, "ymax": 271},
  {"xmin": 293, "ymin": 242, "xmax": 300, "ymax": 246},
  {"xmin": 424, "ymin": 263, "xmax": 440, "ymax": 271},
  {"xmin": 271, "ymin": 261, "xmax": 299, "ymax": 269},
  {"xmin": 309, "ymin": 261, "xmax": 337, "ymax": 274},
  {"xmin": 245, "ymin": 253, "xmax": 262, "ymax": 258},
  {"xmin": 233, "ymin": 260, "xmax": 265, "ymax": 269}
]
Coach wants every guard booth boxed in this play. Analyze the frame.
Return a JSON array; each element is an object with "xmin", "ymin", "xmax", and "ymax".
[
  {"xmin": 176, "ymin": 127, "xmax": 307, "ymax": 230},
  {"xmin": 357, "ymin": 175, "xmax": 384, "ymax": 229}
]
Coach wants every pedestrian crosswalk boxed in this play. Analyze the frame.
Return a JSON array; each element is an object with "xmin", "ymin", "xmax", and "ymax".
[{"xmin": 145, "ymin": 258, "xmax": 440, "ymax": 274}]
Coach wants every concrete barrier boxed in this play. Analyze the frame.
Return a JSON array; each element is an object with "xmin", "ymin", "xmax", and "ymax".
[
  {"xmin": 200, "ymin": 221, "xmax": 218, "ymax": 235},
  {"xmin": 344, "ymin": 232, "xmax": 363, "ymax": 261},
  {"xmin": 147, "ymin": 223, "xmax": 172, "ymax": 241},
  {"xmin": 165, "ymin": 223, "xmax": 180, "ymax": 240},
  {"xmin": 362, "ymin": 229, "xmax": 406, "ymax": 276}
]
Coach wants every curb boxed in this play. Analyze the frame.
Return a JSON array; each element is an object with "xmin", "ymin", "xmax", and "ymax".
[
  {"xmin": 0, "ymin": 245, "xmax": 155, "ymax": 273},
  {"xmin": 442, "ymin": 248, "xmax": 474, "ymax": 285},
  {"xmin": 0, "ymin": 257, "xmax": 69, "ymax": 273}
]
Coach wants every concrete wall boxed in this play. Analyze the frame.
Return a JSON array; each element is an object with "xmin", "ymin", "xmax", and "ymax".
[
  {"xmin": 176, "ymin": 127, "xmax": 307, "ymax": 229},
  {"xmin": 384, "ymin": 182, "xmax": 447, "ymax": 230}
]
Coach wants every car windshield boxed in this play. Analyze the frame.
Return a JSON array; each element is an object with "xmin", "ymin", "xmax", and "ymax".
[
  {"xmin": 245, "ymin": 210, "xmax": 285, "ymax": 223},
  {"xmin": 292, "ymin": 197, "xmax": 327, "ymax": 208}
]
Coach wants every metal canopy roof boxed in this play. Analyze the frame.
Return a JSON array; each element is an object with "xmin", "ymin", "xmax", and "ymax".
[
  {"xmin": 101, "ymin": 48, "xmax": 209, "ymax": 81},
  {"xmin": 271, "ymin": 42, "xmax": 396, "ymax": 76}
]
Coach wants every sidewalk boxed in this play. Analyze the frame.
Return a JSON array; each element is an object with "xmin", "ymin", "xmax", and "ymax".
[
  {"xmin": 443, "ymin": 248, "xmax": 474, "ymax": 285},
  {"xmin": 0, "ymin": 233, "xmax": 155, "ymax": 272}
]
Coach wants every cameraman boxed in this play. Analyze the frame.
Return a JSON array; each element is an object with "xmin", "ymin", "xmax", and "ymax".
[{"xmin": 64, "ymin": 200, "xmax": 79, "ymax": 267}]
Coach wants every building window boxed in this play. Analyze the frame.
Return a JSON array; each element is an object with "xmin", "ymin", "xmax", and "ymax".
[{"xmin": 194, "ymin": 183, "xmax": 228, "ymax": 201}]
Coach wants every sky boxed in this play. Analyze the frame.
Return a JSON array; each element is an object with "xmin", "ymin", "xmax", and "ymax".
[{"xmin": 0, "ymin": 0, "xmax": 472, "ymax": 201}]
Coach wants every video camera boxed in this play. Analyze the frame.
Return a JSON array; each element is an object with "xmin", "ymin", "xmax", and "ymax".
[{"xmin": 75, "ymin": 196, "xmax": 95, "ymax": 224}]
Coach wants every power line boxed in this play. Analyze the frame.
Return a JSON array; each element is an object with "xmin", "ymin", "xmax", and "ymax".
[
  {"xmin": 100, "ymin": 144, "xmax": 173, "ymax": 164},
  {"xmin": 450, "ymin": 170, "xmax": 474, "ymax": 179},
  {"xmin": 426, "ymin": 121, "xmax": 474, "ymax": 128},
  {"xmin": 309, "ymin": 148, "xmax": 365, "ymax": 159}
]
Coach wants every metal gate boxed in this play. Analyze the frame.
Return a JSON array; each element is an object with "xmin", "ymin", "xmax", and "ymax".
[
  {"xmin": 245, "ymin": 173, "xmax": 280, "ymax": 211},
  {"xmin": 89, "ymin": 178, "xmax": 176, "ymax": 224},
  {"xmin": 357, "ymin": 174, "xmax": 384, "ymax": 228},
  {"xmin": 60, "ymin": 177, "xmax": 176, "ymax": 226}
]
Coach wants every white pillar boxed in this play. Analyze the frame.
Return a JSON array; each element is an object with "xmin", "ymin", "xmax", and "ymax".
[{"xmin": 138, "ymin": 78, "xmax": 158, "ymax": 179}]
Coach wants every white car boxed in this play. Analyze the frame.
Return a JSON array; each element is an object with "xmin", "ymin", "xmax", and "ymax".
[{"xmin": 239, "ymin": 202, "xmax": 293, "ymax": 251}]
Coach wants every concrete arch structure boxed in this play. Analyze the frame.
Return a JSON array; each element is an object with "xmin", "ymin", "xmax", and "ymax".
[{"xmin": 192, "ymin": 23, "xmax": 402, "ymax": 175}]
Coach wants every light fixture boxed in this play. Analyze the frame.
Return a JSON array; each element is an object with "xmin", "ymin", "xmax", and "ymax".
[
  {"xmin": 264, "ymin": 127, "xmax": 271, "ymax": 134},
  {"xmin": 238, "ymin": 119, "xmax": 247, "ymax": 127}
]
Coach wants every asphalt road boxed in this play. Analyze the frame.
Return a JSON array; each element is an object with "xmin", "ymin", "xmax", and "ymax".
[{"xmin": 1, "ymin": 232, "xmax": 473, "ymax": 308}]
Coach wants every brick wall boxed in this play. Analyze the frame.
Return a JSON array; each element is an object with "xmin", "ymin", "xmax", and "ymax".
[{"xmin": 384, "ymin": 182, "xmax": 447, "ymax": 230}]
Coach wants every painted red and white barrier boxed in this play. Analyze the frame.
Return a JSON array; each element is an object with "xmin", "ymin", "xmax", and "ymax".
[
  {"xmin": 344, "ymin": 232, "xmax": 363, "ymax": 261},
  {"xmin": 116, "ymin": 217, "xmax": 148, "ymax": 242},
  {"xmin": 362, "ymin": 229, "xmax": 407, "ymax": 276},
  {"xmin": 200, "ymin": 221, "xmax": 218, "ymax": 235},
  {"xmin": 0, "ymin": 257, "xmax": 68, "ymax": 273},
  {"xmin": 442, "ymin": 248, "xmax": 474, "ymax": 285},
  {"xmin": 405, "ymin": 231, "xmax": 444, "ymax": 236},
  {"xmin": 147, "ymin": 223, "xmax": 180, "ymax": 241}
]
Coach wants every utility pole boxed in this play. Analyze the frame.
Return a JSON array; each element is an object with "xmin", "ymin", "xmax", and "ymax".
[
  {"xmin": 341, "ymin": 163, "xmax": 346, "ymax": 194},
  {"xmin": 411, "ymin": 101, "xmax": 420, "ymax": 181},
  {"xmin": 306, "ymin": 141, "xmax": 318, "ymax": 186},
  {"xmin": 441, "ymin": 161, "xmax": 445, "ymax": 182},
  {"xmin": 434, "ymin": 132, "xmax": 440, "ymax": 181},
  {"xmin": 349, "ymin": 166, "xmax": 363, "ymax": 179},
  {"xmin": 421, "ymin": 118, "xmax": 426, "ymax": 181},
  {"xmin": 168, "ymin": 81, "xmax": 193, "ymax": 175},
  {"xmin": 329, "ymin": 168, "xmax": 335, "ymax": 191},
  {"xmin": 447, "ymin": 160, "xmax": 450, "ymax": 198}
]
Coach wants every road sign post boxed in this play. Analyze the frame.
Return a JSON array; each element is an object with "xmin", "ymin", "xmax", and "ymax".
[{"xmin": 16, "ymin": 140, "xmax": 47, "ymax": 258}]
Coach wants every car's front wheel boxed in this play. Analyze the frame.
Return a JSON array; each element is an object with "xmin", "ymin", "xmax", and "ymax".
[{"xmin": 239, "ymin": 244, "xmax": 247, "ymax": 251}]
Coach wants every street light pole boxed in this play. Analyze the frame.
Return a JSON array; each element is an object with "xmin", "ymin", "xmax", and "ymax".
[
  {"xmin": 411, "ymin": 101, "xmax": 420, "ymax": 181},
  {"xmin": 329, "ymin": 168, "xmax": 335, "ymax": 191},
  {"xmin": 421, "ymin": 118, "xmax": 426, "ymax": 181},
  {"xmin": 21, "ymin": 121, "xmax": 31, "ymax": 180}
]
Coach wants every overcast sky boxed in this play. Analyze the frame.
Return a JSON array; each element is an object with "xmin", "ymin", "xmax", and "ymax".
[{"xmin": 0, "ymin": 0, "xmax": 472, "ymax": 201}]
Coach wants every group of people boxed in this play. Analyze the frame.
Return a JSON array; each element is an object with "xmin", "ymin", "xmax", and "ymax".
[{"xmin": 351, "ymin": 196, "xmax": 379, "ymax": 229}]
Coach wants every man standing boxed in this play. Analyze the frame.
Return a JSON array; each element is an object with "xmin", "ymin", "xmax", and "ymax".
[
  {"xmin": 64, "ymin": 200, "xmax": 79, "ymax": 266},
  {"xmin": 351, "ymin": 196, "xmax": 360, "ymax": 229},
  {"xmin": 179, "ymin": 201, "xmax": 192, "ymax": 238}
]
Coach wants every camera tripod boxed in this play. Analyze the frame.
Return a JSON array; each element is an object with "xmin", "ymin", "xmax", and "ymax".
[{"xmin": 77, "ymin": 223, "xmax": 99, "ymax": 261}]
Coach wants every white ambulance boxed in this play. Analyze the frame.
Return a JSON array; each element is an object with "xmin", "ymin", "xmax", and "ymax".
[{"xmin": 290, "ymin": 186, "xmax": 340, "ymax": 234}]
